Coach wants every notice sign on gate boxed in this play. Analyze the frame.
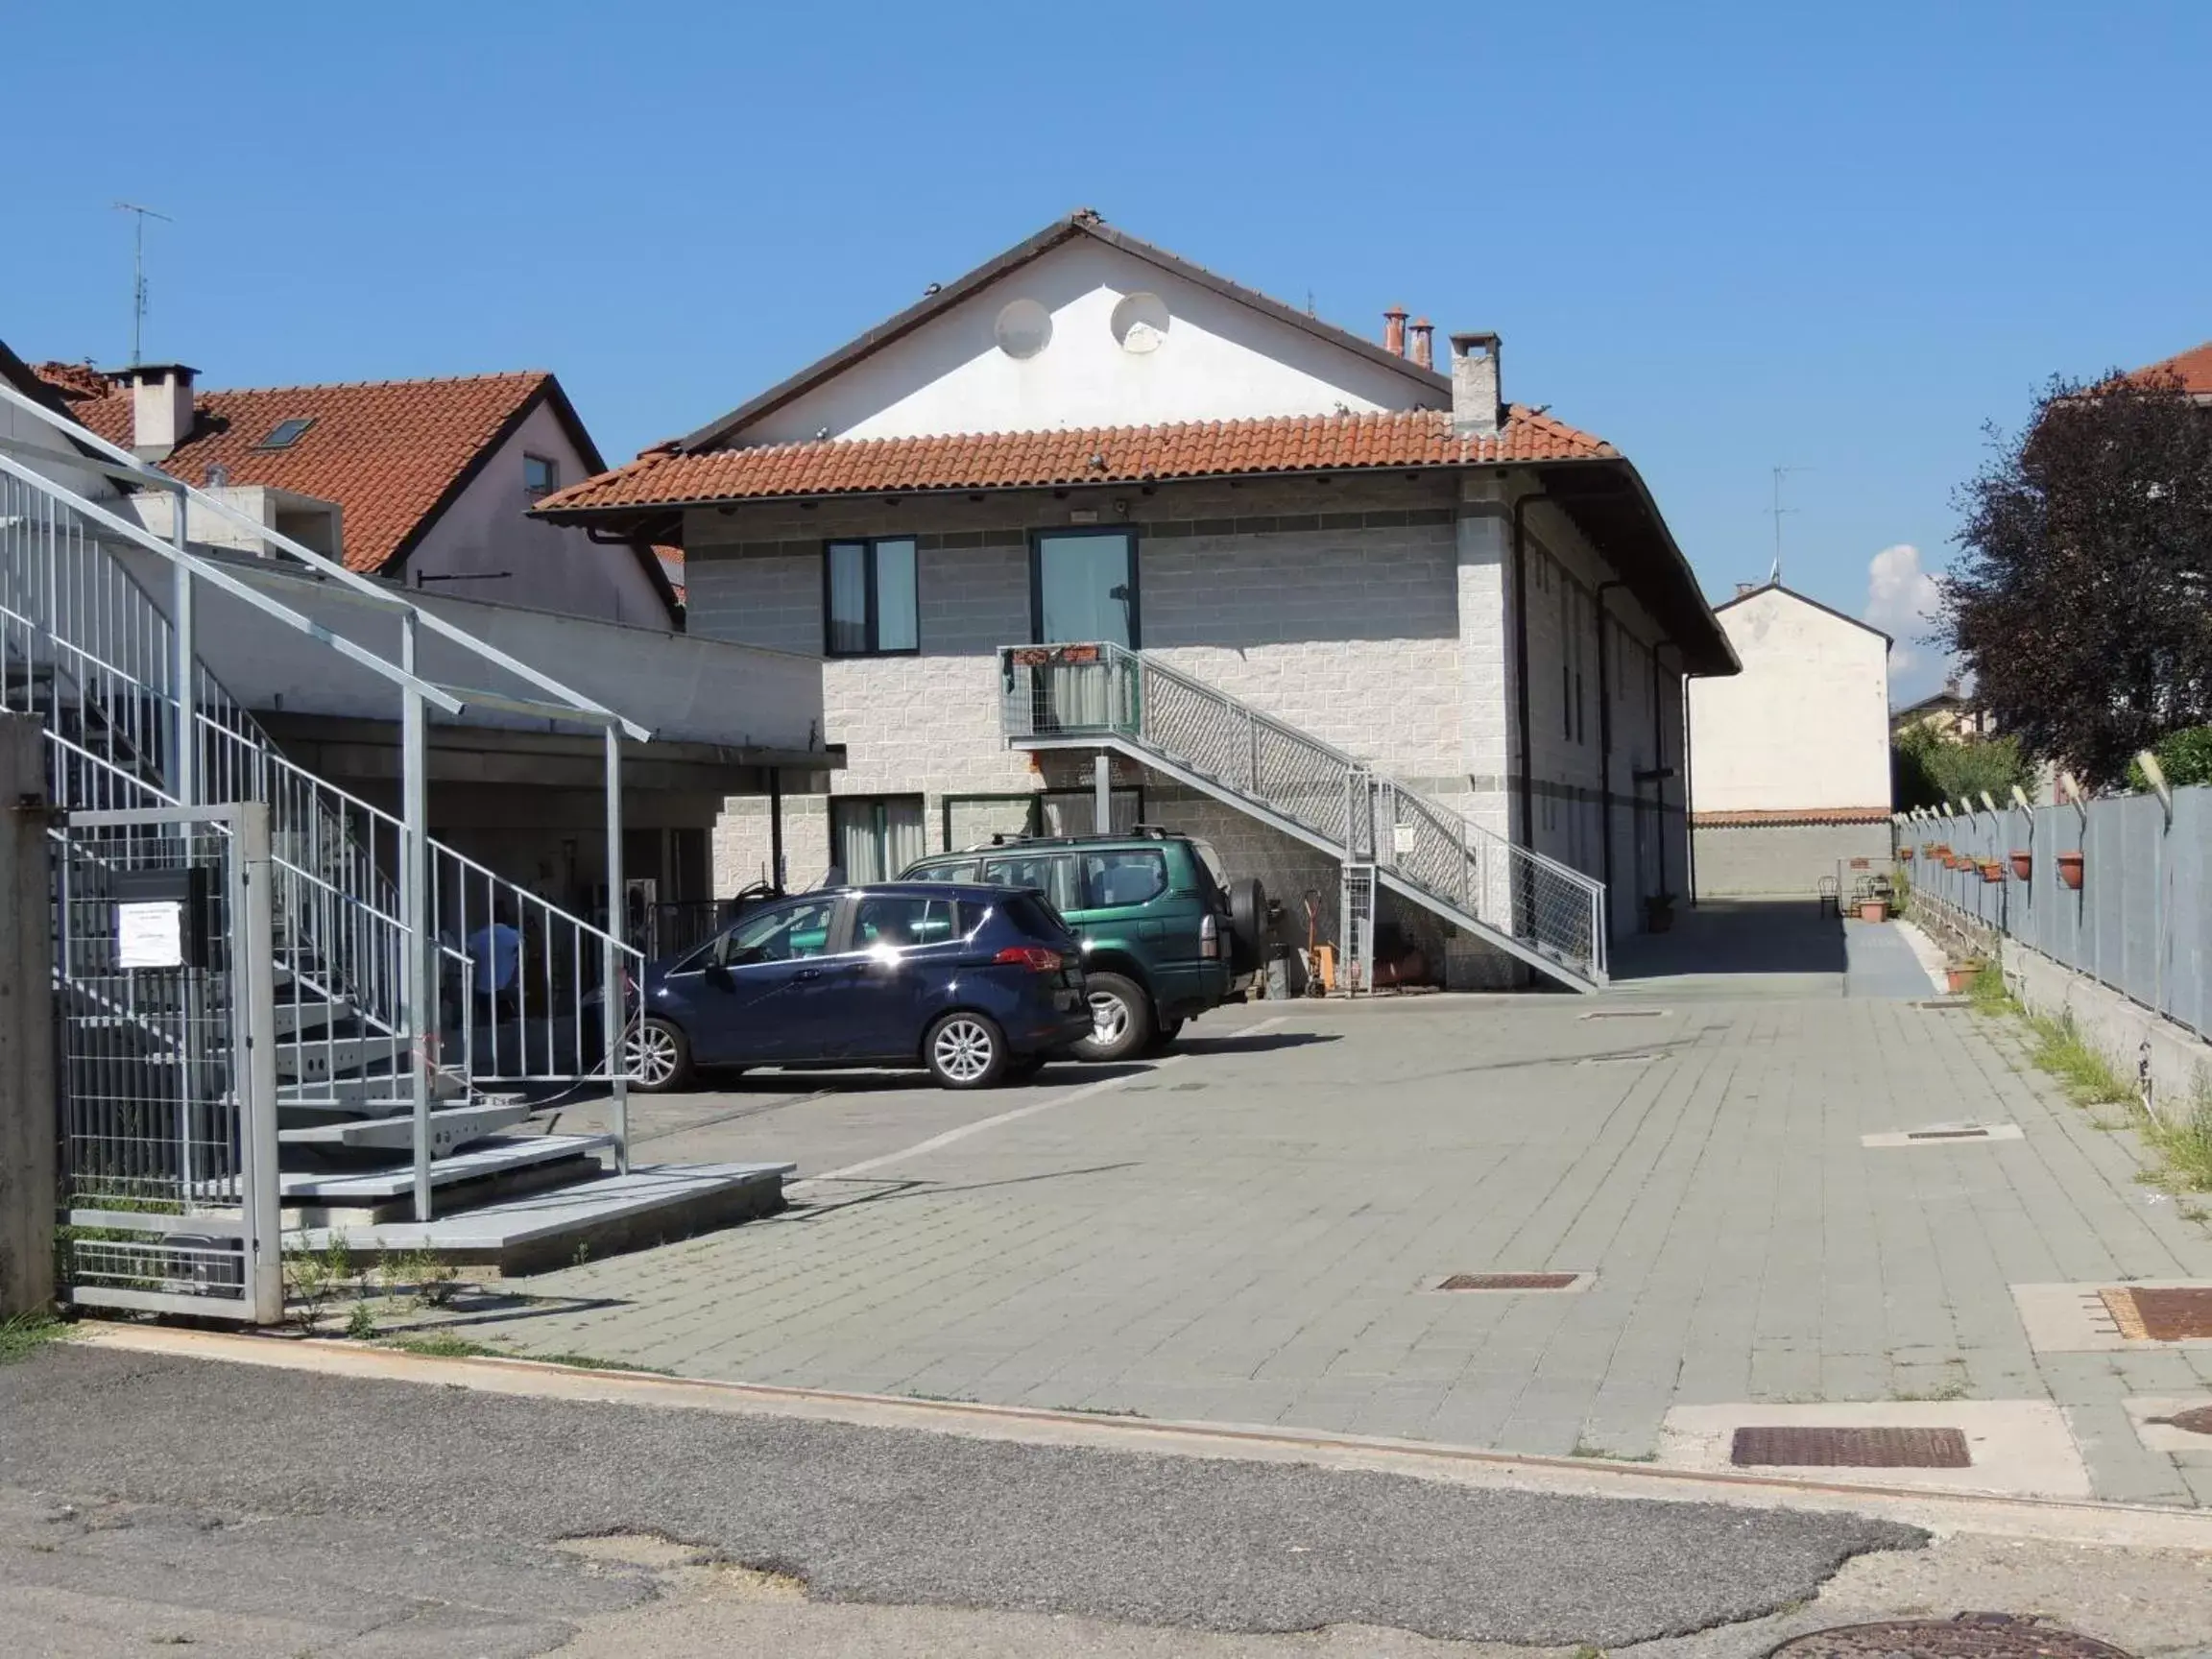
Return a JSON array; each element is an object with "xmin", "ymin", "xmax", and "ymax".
[
  {"xmin": 108, "ymin": 866, "xmax": 213, "ymax": 970},
  {"xmin": 116, "ymin": 900, "xmax": 184, "ymax": 968}
]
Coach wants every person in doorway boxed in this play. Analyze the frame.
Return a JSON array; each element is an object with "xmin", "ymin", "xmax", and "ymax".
[{"xmin": 467, "ymin": 904, "xmax": 523, "ymax": 1023}]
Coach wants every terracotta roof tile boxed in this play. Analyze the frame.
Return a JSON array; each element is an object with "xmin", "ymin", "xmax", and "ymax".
[
  {"xmin": 2132, "ymin": 340, "xmax": 2212, "ymax": 395},
  {"xmin": 69, "ymin": 373, "xmax": 554, "ymax": 573},
  {"xmin": 32, "ymin": 360, "xmax": 113, "ymax": 402},
  {"xmin": 538, "ymin": 407, "xmax": 1618, "ymax": 515}
]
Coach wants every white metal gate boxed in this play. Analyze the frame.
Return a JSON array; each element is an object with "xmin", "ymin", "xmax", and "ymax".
[{"xmin": 55, "ymin": 803, "xmax": 281, "ymax": 1322}]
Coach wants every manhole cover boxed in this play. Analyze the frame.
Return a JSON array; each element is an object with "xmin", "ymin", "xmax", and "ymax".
[
  {"xmin": 1437, "ymin": 1272, "xmax": 1580, "ymax": 1292},
  {"xmin": 1730, "ymin": 1426, "xmax": 1971, "ymax": 1468},
  {"xmin": 2148, "ymin": 1404, "xmax": 2212, "ymax": 1435},
  {"xmin": 2101, "ymin": 1286, "xmax": 2212, "ymax": 1341},
  {"xmin": 1907, "ymin": 1128, "xmax": 1991, "ymax": 1141},
  {"xmin": 1767, "ymin": 1612, "xmax": 2132, "ymax": 1658}
]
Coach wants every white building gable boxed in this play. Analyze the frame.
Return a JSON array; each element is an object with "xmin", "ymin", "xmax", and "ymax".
[
  {"xmin": 1690, "ymin": 585, "xmax": 1892, "ymax": 814},
  {"xmin": 742, "ymin": 235, "xmax": 1444, "ymax": 445}
]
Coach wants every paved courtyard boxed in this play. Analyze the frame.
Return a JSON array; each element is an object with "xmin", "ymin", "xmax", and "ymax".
[{"xmin": 450, "ymin": 904, "xmax": 2212, "ymax": 1506}]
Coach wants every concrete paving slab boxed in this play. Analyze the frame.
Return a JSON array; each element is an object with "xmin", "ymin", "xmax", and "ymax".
[{"xmin": 1658, "ymin": 1402, "xmax": 2092, "ymax": 1500}]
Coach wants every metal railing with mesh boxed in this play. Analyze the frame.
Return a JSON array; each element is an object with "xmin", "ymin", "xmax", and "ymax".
[
  {"xmin": 0, "ymin": 399, "xmax": 646, "ymax": 1141},
  {"xmin": 998, "ymin": 640, "xmax": 1607, "ymax": 986}
]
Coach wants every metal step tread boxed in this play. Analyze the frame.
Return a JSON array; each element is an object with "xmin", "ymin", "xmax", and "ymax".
[
  {"xmin": 278, "ymin": 1102, "xmax": 533, "ymax": 1150},
  {"xmin": 276, "ymin": 1133, "xmax": 615, "ymax": 1200},
  {"xmin": 288, "ymin": 1160, "xmax": 793, "ymax": 1253}
]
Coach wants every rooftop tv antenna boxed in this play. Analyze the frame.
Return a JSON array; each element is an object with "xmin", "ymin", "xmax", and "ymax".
[
  {"xmin": 112, "ymin": 200, "xmax": 172, "ymax": 366},
  {"xmin": 1767, "ymin": 465, "xmax": 1811, "ymax": 585}
]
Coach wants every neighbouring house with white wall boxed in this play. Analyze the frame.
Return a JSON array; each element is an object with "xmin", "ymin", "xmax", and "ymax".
[
  {"xmin": 1687, "ymin": 581, "xmax": 1893, "ymax": 897},
  {"xmin": 536, "ymin": 211, "xmax": 1736, "ymax": 989}
]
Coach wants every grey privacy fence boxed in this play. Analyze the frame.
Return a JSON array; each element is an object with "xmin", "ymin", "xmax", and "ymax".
[{"xmin": 1905, "ymin": 786, "xmax": 2212, "ymax": 1041}]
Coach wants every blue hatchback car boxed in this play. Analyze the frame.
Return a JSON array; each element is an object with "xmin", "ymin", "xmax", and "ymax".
[{"xmin": 624, "ymin": 881, "xmax": 1093, "ymax": 1092}]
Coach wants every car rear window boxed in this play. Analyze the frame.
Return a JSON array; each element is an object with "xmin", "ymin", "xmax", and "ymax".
[
  {"xmin": 906, "ymin": 856, "xmax": 980, "ymax": 883},
  {"xmin": 1077, "ymin": 849, "xmax": 1167, "ymax": 908},
  {"xmin": 1000, "ymin": 891, "xmax": 1077, "ymax": 942}
]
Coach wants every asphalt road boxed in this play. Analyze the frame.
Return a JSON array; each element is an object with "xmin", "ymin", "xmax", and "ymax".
[{"xmin": 0, "ymin": 1343, "xmax": 1924, "ymax": 1652}]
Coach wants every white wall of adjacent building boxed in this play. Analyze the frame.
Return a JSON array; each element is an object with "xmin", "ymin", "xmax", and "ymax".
[{"xmin": 1688, "ymin": 586, "xmax": 1891, "ymax": 814}]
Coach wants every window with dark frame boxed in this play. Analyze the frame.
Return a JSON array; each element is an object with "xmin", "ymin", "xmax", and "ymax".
[
  {"xmin": 824, "ymin": 537, "xmax": 919, "ymax": 656},
  {"xmin": 523, "ymin": 453, "xmax": 559, "ymax": 498}
]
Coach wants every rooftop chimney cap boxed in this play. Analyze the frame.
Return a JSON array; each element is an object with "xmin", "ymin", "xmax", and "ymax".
[
  {"xmin": 1406, "ymin": 318, "xmax": 1434, "ymax": 371},
  {"xmin": 1382, "ymin": 306, "xmax": 1408, "ymax": 356}
]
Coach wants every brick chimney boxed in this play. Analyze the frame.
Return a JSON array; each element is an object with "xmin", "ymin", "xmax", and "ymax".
[
  {"xmin": 1382, "ymin": 305, "xmax": 1407, "ymax": 356},
  {"xmin": 1449, "ymin": 333, "xmax": 1501, "ymax": 439},
  {"xmin": 1407, "ymin": 318, "xmax": 1434, "ymax": 369},
  {"xmin": 126, "ymin": 363, "xmax": 198, "ymax": 460}
]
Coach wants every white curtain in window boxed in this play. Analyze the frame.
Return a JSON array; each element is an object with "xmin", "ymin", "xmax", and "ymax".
[{"xmin": 833, "ymin": 797, "xmax": 926, "ymax": 883}]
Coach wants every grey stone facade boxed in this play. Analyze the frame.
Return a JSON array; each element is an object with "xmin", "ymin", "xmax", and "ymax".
[{"xmin": 1692, "ymin": 821, "xmax": 1893, "ymax": 899}]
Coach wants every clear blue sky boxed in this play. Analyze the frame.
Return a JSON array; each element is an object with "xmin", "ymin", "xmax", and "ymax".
[{"xmin": 6, "ymin": 2, "xmax": 2206, "ymax": 698}]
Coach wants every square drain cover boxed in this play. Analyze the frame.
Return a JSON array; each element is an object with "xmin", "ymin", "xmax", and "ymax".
[
  {"xmin": 2102, "ymin": 1286, "xmax": 2212, "ymax": 1341},
  {"xmin": 1437, "ymin": 1271, "xmax": 1580, "ymax": 1291},
  {"xmin": 1729, "ymin": 1426, "xmax": 1972, "ymax": 1468}
]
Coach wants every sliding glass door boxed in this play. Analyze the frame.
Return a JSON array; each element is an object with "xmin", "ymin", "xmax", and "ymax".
[{"xmin": 1030, "ymin": 530, "xmax": 1138, "ymax": 732}]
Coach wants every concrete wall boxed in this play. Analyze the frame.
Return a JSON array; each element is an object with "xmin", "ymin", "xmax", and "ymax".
[
  {"xmin": 1689, "ymin": 586, "xmax": 1890, "ymax": 814},
  {"xmin": 0, "ymin": 716, "xmax": 55, "ymax": 1317},
  {"xmin": 747, "ymin": 237, "xmax": 1441, "ymax": 445},
  {"xmin": 2004, "ymin": 942, "xmax": 2212, "ymax": 1134},
  {"xmin": 1692, "ymin": 820, "xmax": 1892, "ymax": 898},
  {"xmin": 406, "ymin": 399, "xmax": 668, "ymax": 627}
]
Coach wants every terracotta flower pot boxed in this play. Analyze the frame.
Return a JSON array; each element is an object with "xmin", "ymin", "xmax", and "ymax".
[
  {"xmin": 2056, "ymin": 851, "xmax": 2084, "ymax": 891},
  {"xmin": 1947, "ymin": 961, "xmax": 1984, "ymax": 995},
  {"xmin": 1931, "ymin": 843, "xmax": 1951, "ymax": 858},
  {"xmin": 2009, "ymin": 851, "xmax": 2032, "ymax": 880},
  {"xmin": 1859, "ymin": 900, "xmax": 1888, "ymax": 923},
  {"xmin": 1978, "ymin": 859, "xmax": 2004, "ymax": 884},
  {"xmin": 1900, "ymin": 848, "xmax": 1915, "ymax": 863}
]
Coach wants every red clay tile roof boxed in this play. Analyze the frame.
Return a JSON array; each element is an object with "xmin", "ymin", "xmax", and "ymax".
[
  {"xmin": 653, "ymin": 542, "xmax": 685, "ymax": 605},
  {"xmin": 537, "ymin": 406, "xmax": 1618, "ymax": 515},
  {"xmin": 1692, "ymin": 807, "xmax": 1893, "ymax": 828},
  {"xmin": 68, "ymin": 372, "xmax": 557, "ymax": 574},
  {"xmin": 2131, "ymin": 340, "xmax": 2212, "ymax": 395},
  {"xmin": 31, "ymin": 360, "xmax": 113, "ymax": 402}
]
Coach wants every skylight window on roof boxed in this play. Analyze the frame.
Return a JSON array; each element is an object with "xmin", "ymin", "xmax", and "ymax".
[{"xmin": 254, "ymin": 417, "xmax": 316, "ymax": 450}]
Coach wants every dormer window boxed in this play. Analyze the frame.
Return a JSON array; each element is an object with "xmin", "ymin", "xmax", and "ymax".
[
  {"xmin": 254, "ymin": 417, "xmax": 315, "ymax": 450},
  {"xmin": 523, "ymin": 453, "xmax": 559, "ymax": 498}
]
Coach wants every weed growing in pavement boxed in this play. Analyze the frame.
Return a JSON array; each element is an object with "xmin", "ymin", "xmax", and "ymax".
[
  {"xmin": 381, "ymin": 1332, "xmax": 499, "ymax": 1359},
  {"xmin": 375, "ymin": 1332, "xmax": 673, "ymax": 1374},
  {"xmin": 344, "ymin": 1300, "xmax": 378, "ymax": 1341},
  {"xmin": 1975, "ymin": 989, "xmax": 2212, "ymax": 1206},
  {"xmin": 373, "ymin": 1244, "xmax": 461, "ymax": 1309},
  {"xmin": 1891, "ymin": 1378, "xmax": 1970, "ymax": 1403},
  {"xmin": 282, "ymin": 1236, "xmax": 359, "ymax": 1333},
  {"xmin": 1570, "ymin": 1646, "xmax": 1606, "ymax": 1659},
  {"xmin": 0, "ymin": 1311, "xmax": 69, "ymax": 1364}
]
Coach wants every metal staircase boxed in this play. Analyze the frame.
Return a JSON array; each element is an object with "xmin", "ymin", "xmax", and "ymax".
[
  {"xmin": 998, "ymin": 642, "xmax": 1607, "ymax": 991},
  {"xmin": 1, "ymin": 381, "xmax": 648, "ymax": 1288}
]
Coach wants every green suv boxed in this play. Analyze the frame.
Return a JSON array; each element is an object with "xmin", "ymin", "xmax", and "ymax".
[{"xmin": 902, "ymin": 829, "xmax": 1263, "ymax": 1062}]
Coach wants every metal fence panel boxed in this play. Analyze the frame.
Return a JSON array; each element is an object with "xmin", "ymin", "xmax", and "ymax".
[{"xmin": 2172, "ymin": 789, "xmax": 2210, "ymax": 1035}]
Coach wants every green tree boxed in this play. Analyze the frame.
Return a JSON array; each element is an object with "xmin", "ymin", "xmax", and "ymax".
[{"xmin": 1892, "ymin": 722, "xmax": 2034, "ymax": 810}]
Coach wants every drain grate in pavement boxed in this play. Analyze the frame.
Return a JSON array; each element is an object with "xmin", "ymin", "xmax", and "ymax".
[
  {"xmin": 2101, "ymin": 1286, "xmax": 2212, "ymax": 1341},
  {"xmin": 1729, "ymin": 1426, "xmax": 1972, "ymax": 1468},
  {"xmin": 1908, "ymin": 1127, "xmax": 1992, "ymax": 1141},
  {"xmin": 1580, "ymin": 1008, "xmax": 1667, "ymax": 1020},
  {"xmin": 1436, "ymin": 1271, "xmax": 1581, "ymax": 1292},
  {"xmin": 1768, "ymin": 1613, "xmax": 2133, "ymax": 1658},
  {"xmin": 2147, "ymin": 1404, "xmax": 2212, "ymax": 1435},
  {"xmin": 1577, "ymin": 1052, "xmax": 1659, "ymax": 1066}
]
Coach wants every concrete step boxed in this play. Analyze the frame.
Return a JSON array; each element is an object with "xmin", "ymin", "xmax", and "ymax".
[
  {"xmin": 288, "ymin": 1159, "xmax": 792, "ymax": 1276},
  {"xmin": 278, "ymin": 1132, "xmax": 617, "ymax": 1231},
  {"xmin": 278, "ymin": 1101, "xmax": 532, "ymax": 1155}
]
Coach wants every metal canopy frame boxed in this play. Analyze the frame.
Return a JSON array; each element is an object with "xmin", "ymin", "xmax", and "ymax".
[{"xmin": 1, "ymin": 379, "xmax": 650, "ymax": 1220}]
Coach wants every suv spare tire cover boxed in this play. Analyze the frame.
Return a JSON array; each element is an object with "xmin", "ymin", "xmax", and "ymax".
[{"xmin": 1228, "ymin": 878, "xmax": 1267, "ymax": 974}]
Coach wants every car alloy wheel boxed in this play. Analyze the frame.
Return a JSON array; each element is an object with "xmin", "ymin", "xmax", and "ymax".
[
  {"xmin": 1088, "ymin": 991, "xmax": 1130, "ymax": 1047},
  {"xmin": 626, "ymin": 1020, "xmax": 685, "ymax": 1089},
  {"xmin": 931, "ymin": 1016, "xmax": 997, "ymax": 1084}
]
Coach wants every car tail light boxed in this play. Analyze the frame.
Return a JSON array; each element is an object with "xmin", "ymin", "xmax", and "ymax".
[
  {"xmin": 1200, "ymin": 912, "xmax": 1220, "ymax": 959},
  {"xmin": 994, "ymin": 945, "xmax": 1063, "ymax": 973}
]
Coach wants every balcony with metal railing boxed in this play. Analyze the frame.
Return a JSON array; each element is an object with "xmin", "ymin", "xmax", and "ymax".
[{"xmin": 996, "ymin": 641, "xmax": 1606, "ymax": 990}]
